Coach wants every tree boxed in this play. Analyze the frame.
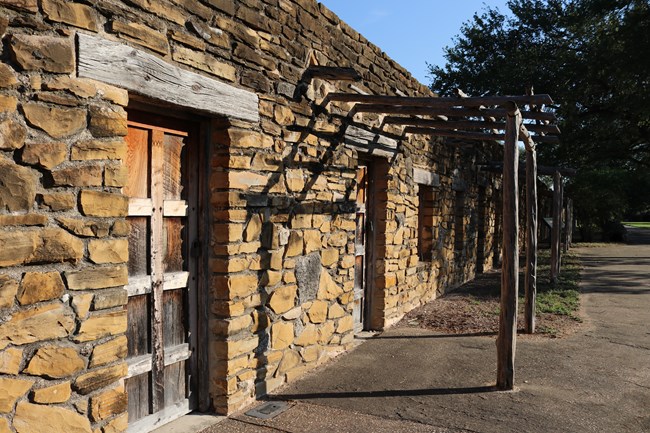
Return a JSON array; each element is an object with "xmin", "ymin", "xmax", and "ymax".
[{"xmin": 429, "ymin": 0, "xmax": 650, "ymax": 235}]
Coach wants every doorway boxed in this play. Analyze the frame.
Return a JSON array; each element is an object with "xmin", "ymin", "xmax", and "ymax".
[{"xmin": 123, "ymin": 110, "xmax": 200, "ymax": 432}]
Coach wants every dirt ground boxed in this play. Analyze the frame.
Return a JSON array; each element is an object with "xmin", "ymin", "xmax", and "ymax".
[{"xmin": 400, "ymin": 270, "xmax": 582, "ymax": 338}]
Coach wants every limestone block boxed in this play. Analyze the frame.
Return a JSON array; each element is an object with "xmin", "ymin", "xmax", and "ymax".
[
  {"xmin": 32, "ymin": 381, "xmax": 71, "ymax": 404},
  {"xmin": 327, "ymin": 231, "xmax": 349, "ymax": 248},
  {"xmin": 0, "ymin": 213, "xmax": 47, "ymax": 228},
  {"xmin": 74, "ymin": 310, "xmax": 127, "ymax": 342},
  {"xmin": 110, "ymin": 21, "xmax": 169, "ymax": 55},
  {"xmin": 57, "ymin": 217, "xmax": 111, "ymax": 237},
  {"xmin": 92, "ymin": 288, "xmax": 127, "ymax": 310},
  {"xmin": 39, "ymin": 192, "xmax": 76, "ymax": 211},
  {"xmin": 320, "ymin": 248, "xmax": 339, "ymax": 267},
  {"xmin": 328, "ymin": 303, "xmax": 346, "ymax": 319},
  {"xmin": 44, "ymin": 76, "xmax": 96, "ymax": 98},
  {"xmin": 318, "ymin": 321, "xmax": 336, "ymax": 344},
  {"xmin": 24, "ymin": 345, "xmax": 85, "ymax": 378},
  {"xmin": 89, "ymin": 385, "xmax": 127, "ymax": 422},
  {"xmin": 268, "ymin": 285, "xmax": 297, "ymax": 314},
  {"xmin": 42, "ymin": 0, "xmax": 99, "ymax": 31},
  {"xmin": 300, "ymin": 345, "xmax": 321, "ymax": 363},
  {"xmin": 340, "ymin": 254, "xmax": 355, "ymax": 269},
  {"xmin": 294, "ymin": 324, "xmax": 318, "ymax": 346},
  {"xmin": 11, "ymin": 35, "xmax": 74, "ymax": 73},
  {"xmin": 216, "ymin": 336, "xmax": 259, "ymax": 359},
  {"xmin": 0, "ymin": 347, "xmax": 23, "ymax": 374},
  {"xmin": 105, "ymin": 165, "xmax": 129, "ymax": 187},
  {"xmin": 80, "ymin": 191, "xmax": 128, "ymax": 217},
  {"xmin": 0, "ymin": 378, "xmax": 33, "ymax": 412},
  {"xmin": 73, "ymin": 363, "xmax": 126, "ymax": 395},
  {"xmin": 14, "ymin": 401, "xmax": 92, "ymax": 433},
  {"xmin": 271, "ymin": 321, "xmax": 293, "ymax": 350},
  {"xmin": 285, "ymin": 169, "xmax": 305, "ymax": 193},
  {"xmin": 17, "ymin": 271, "xmax": 65, "ymax": 305},
  {"xmin": 111, "ymin": 220, "xmax": 130, "ymax": 237},
  {"xmin": 0, "ymin": 64, "xmax": 19, "ymax": 88},
  {"xmin": 21, "ymin": 142, "xmax": 67, "ymax": 169},
  {"xmin": 88, "ymin": 105, "xmax": 127, "ymax": 137},
  {"xmin": 274, "ymin": 105, "xmax": 295, "ymax": 126},
  {"xmin": 216, "ymin": 274, "xmax": 259, "ymax": 300},
  {"xmin": 308, "ymin": 300, "xmax": 328, "ymax": 324},
  {"xmin": 284, "ymin": 231, "xmax": 303, "ymax": 257},
  {"xmin": 303, "ymin": 230, "xmax": 322, "ymax": 254},
  {"xmin": 0, "ymin": 275, "xmax": 18, "ymax": 309},
  {"xmin": 0, "ymin": 418, "xmax": 9, "ymax": 433},
  {"xmin": 172, "ymin": 45, "xmax": 236, "ymax": 82},
  {"xmin": 0, "ymin": 161, "xmax": 37, "ymax": 212},
  {"xmin": 52, "ymin": 165, "xmax": 102, "ymax": 187},
  {"xmin": 0, "ymin": 96, "xmax": 16, "ymax": 114},
  {"xmin": 295, "ymin": 253, "xmax": 321, "ymax": 303},
  {"xmin": 243, "ymin": 214, "xmax": 263, "ymax": 242},
  {"xmin": 72, "ymin": 293, "xmax": 93, "ymax": 319},
  {"xmin": 32, "ymin": 228, "xmax": 84, "ymax": 264},
  {"xmin": 88, "ymin": 239, "xmax": 128, "ymax": 264},
  {"xmin": 261, "ymin": 270, "xmax": 282, "ymax": 287},
  {"xmin": 317, "ymin": 270, "xmax": 343, "ymax": 300},
  {"xmin": 89, "ymin": 336, "xmax": 127, "ymax": 367},
  {"xmin": 227, "ymin": 129, "xmax": 268, "ymax": 149},
  {"xmin": 23, "ymin": 103, "xmax": 86, "ymax": 138},
  {"xmin": 101, "ymin": 412, "xmax": 128, "ymax": 433},
  {"xmin": 337, "ymin": 315, "xmax": 354, "ymax": 333},
  {"xmin": 277, "ymin": 349, "xmax": 301, "ymax": 375},
  {"xmin": 71, "ymin": 140, "xmax": 127, "ymax": 160},
  {"xmin": 0, "ymin": 118, "xmax": 26, "ymax": 150}
]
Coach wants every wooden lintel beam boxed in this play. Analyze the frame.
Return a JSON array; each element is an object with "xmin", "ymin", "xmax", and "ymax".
[
  {"xmin": 353, "ymin": 104, "xmax": 557, "ymax": 122},
  {"xmin": 327, "ymin": 92, "xmax": 553, "ymax": 108},
  {"xmin": 306, "ymin": 66, "xmax": 362, "ymax": 81}
]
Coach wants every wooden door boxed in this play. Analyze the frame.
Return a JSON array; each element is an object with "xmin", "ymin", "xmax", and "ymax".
[
  {"xmin": 123, "ymin": 113, "xmax": 199, "ymax": 432},
  {"xmin": 353, "ymin": 166, "xmax": 368, "ymax": 332}
]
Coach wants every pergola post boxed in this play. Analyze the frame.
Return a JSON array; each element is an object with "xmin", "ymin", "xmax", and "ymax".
[
  {"xmin": 550, "ymin": 171, "xmax": 562, "ymax": 283},
  {"xmin": 497, "ymin": 103, "xmax": 520, "ymax": 390},
  {"xmin": 564, "ymin": 198, "xmax": 573, "ymax": 252},
  {"xmin": 524, "ymin": 144, "xmax": 538, "ymax": 334}
]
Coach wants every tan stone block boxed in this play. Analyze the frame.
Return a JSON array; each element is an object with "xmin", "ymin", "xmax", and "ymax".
[
  {"xmin": 11, "ymin": 35, "xmax": 74, "ymax": 73},
  {"xmin": 274, "ymin": 105, "xmax": 295, "ymax": 126},
  {"xmin": 243, "ymin": 214, "xmax": 263, "ymax": 242},
  {"xmin": 65, "ymin": 265, "xmax": 127, "ymax": 290},
  {"xmin": 111, "ymin": 220, "xmax": 129, "ymax": 237},
  {"xmin": 0, "ymin": 378, "xmax": 33, "ymax": 412},
  {"xmin": 21, "ymin": 142, "xmax": 67, "ymax": 169},
  {"xmin": 0, "ymin": 118, "xmax": 26, "ymax": 150},
  {"xmin": 261, "ymin": 270, "xmax": 282, "ymax": 287},
  {"xmin": 24, "ymin": 345, "xmax": 85, "ymax": 378},
  {"xmin": 337, "ymin": 315, "xmax": 354, "ymax": 334},
  {"xmin": 14, "ymin": 401, "xmax": 92, "ymax": 433},
  {"xmin": 90, "ymin": 385, "xmax": 126, "ymax": 422},
  {"xmin": 42, "ymin": 0, "xmax": 99, "ymax": 31},
  {"xmin": 283, "ymin": 271, "xmax": 296, "ymax": 284},
  {"xmin": 75, "ymin": 310, "xmax": 127, "ymax": 342},
  {"xmin": 92, "ymin": 81, "xmax": 129, "ymax": 106},
  {"xmin": 80, "ymin": 191, "xmax": 128, "ymax": 217},
  {"xmin": 72, "ymin": 293, "xmax": 93, "ymax": 320},
  {"xmin": 17, "ymin": 271, "xmax": 65, "ymax": 305},
  {"xmin": 328, "ymin": 303, "xmax": 346, "ymax": 319},
  {"xmin": 340, "ymin": 254, "xmax": 355, "ymax": 269},
  {"xmin": 0, "ymin": 347, "xmax": 23, "ymax": 375},
  {"xmin": 88, "ymin": 239, "xmax": 128, "ymax": 264},
  {"xmin": 294, "ymin": 324, "xmax": 319, "ymax": 347},
  {"xmin": 172, "ymin": 46, "xmax": 236, "ymax": 81},
  {"xmin": 0, "ymin": 275, "xmax": 18, "ymax": 309},
  {"xmin": 89, "ymin": 105, "xmax": 127, "ymax": 137},
  {"xmin": 90, "ymin": 336, "xmax": 127, "ymax": 367},
  {"xmin": 0, "ymin": 417, "xmax": 8, "ymax": 433},
  {"xmin": 43, "ymin": 76, "xmax": 96, "ymax": 98},
  {"xmin": 303, "ymin": 230, "xmax": 322, "ymax": 254},
  {"xmin": 213, "ymin": 314, "xmax": 252, "ymax": 337},
  {"xmin": 111, "ymin": 21, "xmax": 169, "ymax": 55},
  {"xmin": 308, "ymin": 300, "xmax": 328, "ymax": 324},
  {"xmin": 215, "ymin": 274, "xmax": 259, "ymax": 300},
  {"xmin": 227, "ymin": 170, "xmax": 270, "ymax": 190},
  {"xmin": 0, "ymin": 161, "xmax": 37, "ymax": 212},
  {"xmin": 32, "ymin": 381, "xmax": 71, "ymax": 404},
  {"xmin": 216, "ymin": 336, "xmax": 259, "ymax": 359},
  {"xmin": 327, "ymin": 231, "xmax": 349, "ymax": 247},
  {"xmin": 104, "ymin": 165, "xmax": 128, "ymax": 187},
  {"xmin": 0, "ymin": 303, "xmax": 75, "ymax": 350},
  {"xmin": 250, "ymin": 310, "xmax": 269, "ymax": 333},
  {"xmin": 57, "ymin": 217, "xmax": 111, "ymax": 238},
  {"xmin": 40, "ymin": 192, "xmax": 76, "ymax": 211},
  {"xmin": 284, "ymin": 231, "xmax": 303, "ymax": 257},
  {"xmin": 74, "ymin": 363, "xmax": 126, "ymax": 395},
  {"xmin": 318, "ymin": 321, "xmax": 336, "ymax": 344},
  {"xmin": 268, "ymin": 285, "xmax": 296, "ymax": 314},
  {"xmin": 71, "ymin": 140, "xmax": 127, "ymax": 160},
  {"xmin": 227, "ymin": 129, "xmax": 267, "ymax": 149},
  {"xmin": 92, "ymin": 288, "xmax": 127, "ymax": 310},
  {"xmin": 317, "ymin": 270, "xmax": 343, "ymax": 301},
  {"xmin": 285, "ymin": 169, "xmax": 305, "ymax": 193},
  {"xmin": 22, "ymin": 103, "xmax": 86, "ymax": 138},
  {"xmin": 271, "ymin": 321, "xmax": 294, "ymax": 350},
  {"xmin": 0, "ymin": 64, "xmax": 19, "ymax": 89},
  {"xmin": 213, "ymin": 223, "xmax": 244, "ymax": 243},
  {"xmin": 0, "ymin": 230, "xmax": 36, "ymax": 267},
  {"xmin": 277, "ymin": 349, "xmax": 301, "ymax": 375},
  {"xmin": 300, "ymin": 345, "xmax": 321, "ymax": 363},
  {"xmin": 52, "ymin": 164, "xmax": 103, "ymax": 187},
  {"xmin": 102, "ymin": 412, "xmax": 128, "ymax": 433},
  {"xmin": 320, "ymin": 249, "xmax": 339, "ymax": 267}
]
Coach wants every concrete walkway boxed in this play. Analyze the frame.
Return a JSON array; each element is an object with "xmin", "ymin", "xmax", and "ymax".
[{"xmin": 202, "ymin": 228, "xmax": 650, "ymax": 433}]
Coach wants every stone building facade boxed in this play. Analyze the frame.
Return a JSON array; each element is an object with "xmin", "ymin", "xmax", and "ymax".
[{"xmin": 0, "ymin": 0, "xmax": 501, "ymax": 431}]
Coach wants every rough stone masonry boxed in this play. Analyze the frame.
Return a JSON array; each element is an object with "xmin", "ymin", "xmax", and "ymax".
[{"xmin": 0, "ymin": 0, "xmax": 502, "ymax": 432}]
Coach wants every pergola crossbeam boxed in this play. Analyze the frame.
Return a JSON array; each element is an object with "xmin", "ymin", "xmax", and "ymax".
[
  {"xmin": 385, "ymin": 117, "xmax": 560, "ymax": 134},
  {"xmin": 326, "ymin": 92, "xmax": 554, "ymax": 108},
  {"xmin": 353, "ymin": 104, "xmax": 557, "ymax": 121}
]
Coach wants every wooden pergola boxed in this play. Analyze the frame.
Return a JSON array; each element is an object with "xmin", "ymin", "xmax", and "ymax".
[{"xmin": 323, "ymin": 88, "xmax": 561, "ymax": 390}]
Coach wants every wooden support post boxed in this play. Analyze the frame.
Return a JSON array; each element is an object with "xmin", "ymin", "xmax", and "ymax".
[
  {"xmin": 497, "ymin": 103, "xmax": 520, "ymax": 390},
  {"xmin": 550, "ymin": 171, "xmax": 562, "ymax": 284},
  {"xmin": 564, "ymin": 198, "xmax": 573, "ymax": 252},
  {"xmin": 524, "ymin": 146, "xmax": 538, "ymax": 334}
]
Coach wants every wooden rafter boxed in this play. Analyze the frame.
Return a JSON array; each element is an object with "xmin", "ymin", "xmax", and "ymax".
[
  {"xmin": 384, "ymin": 117, "xmax": 560, "ymax": 135},
  {"xmin": 326, "ymin": 92, "xmax": 553, "ymax": 108},
  {"xmin": 403, "ymin": 127, "xmax": 560, "ymax": 143},
  {"xmin": 352, "ymin": 104, "xmax": 557, "ymax": 122}
]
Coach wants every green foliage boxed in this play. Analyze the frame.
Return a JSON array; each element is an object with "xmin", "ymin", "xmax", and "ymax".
[
  {"xmin": 535, "ymin": 249, "xmax": 582, "ymax": 317},
  {"xmin": 429, "ymin": 0, "xmax": 650, "ymax": 233},
  {"xmin": 623, "ymin": 222, "xmax": 650, "ymax": 229}
]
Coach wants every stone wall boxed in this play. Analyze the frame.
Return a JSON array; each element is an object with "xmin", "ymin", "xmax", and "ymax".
[{"xmin": 0, "ymin": 0, "xmax": 502, "ymax": 429}]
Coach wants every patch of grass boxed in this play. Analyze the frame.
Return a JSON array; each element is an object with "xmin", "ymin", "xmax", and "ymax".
[
  {"xmin": 536, "ymin": 325, "xmax": 559, "ymax": 337},
  {"xmin": 534, "ymin": 249, "xmax": 582, "ymax": 318},
  {"xmin": 622, "ymin": 221, "xmax": 650, "ymax": 229}
]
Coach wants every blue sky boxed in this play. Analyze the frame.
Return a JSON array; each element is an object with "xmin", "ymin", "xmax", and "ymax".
[{"xmin": 318, "ymin": 0, "xmax": 511, "ymax": 85}]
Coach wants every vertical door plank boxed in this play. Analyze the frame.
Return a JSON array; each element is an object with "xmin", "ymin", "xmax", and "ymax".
[
  {"xmin": 164, "ymin": 362, "xmax": 186, "ymax": 406},
  {"xmin": 126, "ymin": 373, "xmax": 151, "ymax": 422},
  {"xmin": 353, "ymin": 166, "xmax": 367, "ymax": 331},
  {"xmin": 163, "ymin": 289, "xmax": 185, "ymax": 348},
  {"xmin": 128, "ymin": 217, "xmax": 150, "ymax": 277},
  {"xmin": 125, "ymin": 126, "xmax": 150, "ymax": 199},
  {"xmin": 163, "ymin": 218, "xmax": 185, "ymax": 273},
  {"xmin": 150, "ymin": 128, "xmax": 165, "ymax": 413},
  {"xmin": 163, "ymin": 134, "xmax": 185, "ymax": 200}
]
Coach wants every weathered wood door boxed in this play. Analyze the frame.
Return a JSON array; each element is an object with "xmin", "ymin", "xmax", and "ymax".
[
  {"xmin": 123, "ymin": 112, "xmax": 199, "ymax": 432},
  {"xmin": 353, "ymin": 166, "xmax": 368, "ymax": 332}
]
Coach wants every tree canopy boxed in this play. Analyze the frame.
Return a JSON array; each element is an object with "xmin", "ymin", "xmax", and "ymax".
[{"xmin": 429, "ymin": 0, "xmax": 650, "ymax": 235}]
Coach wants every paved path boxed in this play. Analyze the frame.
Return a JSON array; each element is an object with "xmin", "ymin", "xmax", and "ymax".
[{"xmin": 203, "ymin": 229, "xmax": 650, "ymax": 433}]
